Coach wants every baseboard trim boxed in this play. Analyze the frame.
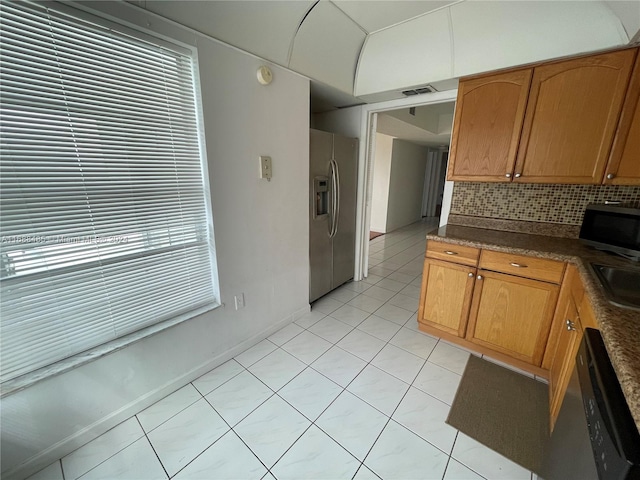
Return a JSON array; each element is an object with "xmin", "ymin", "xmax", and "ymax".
[
  {"xmin": 4, "ymin": 307, "xmax": 308, "ymax": 480},
  {"xmin": 292, "ymin": 304, "xmax": 311, "ymax": 320}
]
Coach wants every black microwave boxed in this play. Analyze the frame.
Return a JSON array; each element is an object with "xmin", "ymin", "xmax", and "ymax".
[{"xmin": 579, "ymin": 204, "xmax": 640, "ymax": 261}]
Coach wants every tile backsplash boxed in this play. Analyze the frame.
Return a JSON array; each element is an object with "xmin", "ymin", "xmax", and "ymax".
[{"xmin": 450, "ymin": 183, "xmax": 640, "ymax": 225}]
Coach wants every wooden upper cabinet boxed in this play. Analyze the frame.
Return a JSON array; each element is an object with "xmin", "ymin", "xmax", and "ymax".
[
  {"xmin": 514, "ymin": 49, "xmax": 636, "ymax": 184},
  {"xmin": 604, "ymin": 49, "xmax": 640, "ymax": 185},
  {"xmin": 447, "ymin": 69, "xmax": 532, "ymax": 182}
]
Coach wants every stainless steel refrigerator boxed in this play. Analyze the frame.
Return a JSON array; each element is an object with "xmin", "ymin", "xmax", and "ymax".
[{"xmin": 309, "ymin": 129, "xmax": 358, "ymax": 302}]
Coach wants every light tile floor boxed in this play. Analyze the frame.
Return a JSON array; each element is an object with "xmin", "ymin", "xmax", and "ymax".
[{"xmin": 29, "ymin": 218, "xmax": 538, "ymax": 480}]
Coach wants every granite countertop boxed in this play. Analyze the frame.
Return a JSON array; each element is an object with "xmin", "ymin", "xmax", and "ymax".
[{"xmin": 426, "ymin": 224, "xmax": 640, "ymax": 433}]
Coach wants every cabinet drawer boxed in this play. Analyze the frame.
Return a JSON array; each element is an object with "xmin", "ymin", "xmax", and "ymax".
[
  {"xmin": 426, "ymin": 241, "xmax": 480, "ymax": 266},
  {"xmin": 479, "ymin": 250, "xmax": 565, "ymax": 283}
]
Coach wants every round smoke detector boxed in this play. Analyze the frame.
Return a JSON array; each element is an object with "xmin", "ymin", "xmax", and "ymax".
[{"xmin": 257, "ymin": 66, "xmax": 273, "ymax": 85}]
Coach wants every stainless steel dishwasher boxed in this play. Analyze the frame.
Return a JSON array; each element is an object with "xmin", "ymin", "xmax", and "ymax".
[{"xmin": 542, "ymin": 328, "xmax": 640, "ymax": 480}]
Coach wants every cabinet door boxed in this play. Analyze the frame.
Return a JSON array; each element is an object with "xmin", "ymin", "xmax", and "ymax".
[
  {"xmin": 604, "ymin": 49, "xmax": 640, "ymax": 185},
  {"xmin": 542, "ymin": 265, "xmax": 581, "ymax": 370},
  {"xmin": 466, "ymin": 270, "xmax": 559, "ymax": 365},
  {"xmin": 418, "ymin": 258, "xmax": 475, "ymax": 337},
  {"xmin": 549, "ymin": 300, "xmax": 583, "ymax": 431},
  {"xmin": 447, "ymin": 69, "xmax": 532, "ymax": 182},
  {"xmin": 514, "ymin": 49, "xmax": 636, "ymax": 184}
]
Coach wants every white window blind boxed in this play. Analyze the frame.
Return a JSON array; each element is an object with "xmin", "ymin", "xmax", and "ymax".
[{"xmin": 0, "ymin": 1, "xmax": 218, "ymax": 383}]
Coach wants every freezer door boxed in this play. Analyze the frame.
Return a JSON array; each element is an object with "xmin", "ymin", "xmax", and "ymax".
[
  {"xmin": 332, "ymin": 134, "xmax": 358, "ymax": 289},
  {"xmin": 309, "ymin": 129, "xmax": 333, "ymax": 302}
]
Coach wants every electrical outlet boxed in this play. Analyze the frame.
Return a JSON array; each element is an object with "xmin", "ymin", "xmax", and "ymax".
[
  {"xmin": 234, "ymin": 293, "xmax": 245, "ymax": 310},
  {"xmin": 259, "ymin": 156, "xmax": 272, "ymax": 181}
]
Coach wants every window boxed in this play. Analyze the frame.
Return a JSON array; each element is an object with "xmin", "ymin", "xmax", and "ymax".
[{"xmin": 0, "ymin": 1, "xmax": 218, "ymax": 384}]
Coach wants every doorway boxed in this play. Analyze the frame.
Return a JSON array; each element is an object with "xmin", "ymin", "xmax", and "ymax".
[{"xmin": 353, "ymin": 90, "xmax": 458, "ymax": 281}]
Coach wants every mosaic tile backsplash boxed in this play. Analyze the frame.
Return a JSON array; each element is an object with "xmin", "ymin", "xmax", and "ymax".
[{"xmin": 450, "ymin": 183, "xmax": 640, "ymax": 225}]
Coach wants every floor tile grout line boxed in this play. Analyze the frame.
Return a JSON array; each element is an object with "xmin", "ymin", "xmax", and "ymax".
[
  {"xmin": 148, "ymin": 364, "xmax": 278, "ymax": 478},
  {"xmin": 66, "ymin": 374, "xmax": 234, "ymax": 479},
  {"xmin": 235, "ymin": 349, "xmax": 367, "ymax": 476},
  {"xmin": 62, "ymin": 419, "xmax": 149, "ymax": 480},
  {"xmin": 174, "ymin": 350, "xmax": 315, "ymax": 477},
  {"xmin": 338, "ymin": 330, "xmax": 463, "ymax": 462},
  {"xmin": 351, "ymin": 462, "xmax": 382, "ymax": 480},
  {"xmin": 166, "ymin": 399, "xmax": 261, "ymax": 478},
  {"xmin": 59, "ymin": 459, "xmax": 66, "ymax": 480},
  {"xmin": 140, "ymin": 382, "xmax": 207, "ymax": 436},
  {"xmin": 447, "ymin": 431, "xmax": 490, "ymax": 480},
  {"xmin": 133, "ymin": 415, "xmax": 171, "ymax": 480},
  {"xmin": 439, "ymin": 435, "xmax": 456, "ymax": 480}
]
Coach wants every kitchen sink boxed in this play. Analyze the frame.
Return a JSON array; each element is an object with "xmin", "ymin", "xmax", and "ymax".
[{"xmin": 590, "ymin": 263, "xmax": 640, "ymax": 311}]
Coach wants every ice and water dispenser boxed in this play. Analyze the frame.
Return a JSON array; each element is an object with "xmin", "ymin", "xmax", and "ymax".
[{"xmin": 314, "ymin": 176, "xmax": 329, "ymax": 218}]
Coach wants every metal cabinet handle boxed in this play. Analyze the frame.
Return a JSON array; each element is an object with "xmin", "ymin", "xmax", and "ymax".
[
  {"xmin": 566, "ymin": 319, "xmax": 576, "ymax": 331},
  {"xmin": 514, "ymin": 173, "xmax": 521, "ymax": 178},
  {"xmin": 477, "ymin": 275, "xmax": 483, "ymax": 280},
  {"xmin": 468, "ymin": 272, "xmax": 474, "ymax": 277},
  {"xmin": 510, "ymin": 262, "xmax": 527, "ymax": 268},
  {"xmin": 606, "ymin": 173, "xmax": 615, "ymax": 180},
  {"xmin": 444, "ymin": 251, "xmax": 458, "ymax": 255},
  {"xmin": 505, "ymin": 173, "xmax": 511, "ymax": 178}
]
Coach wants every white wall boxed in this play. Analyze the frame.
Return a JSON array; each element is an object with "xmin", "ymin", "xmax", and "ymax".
[
  {"xmin": 369, "ymin": 133, "xmax": 394, "ymax": 233},
  {"xmin": 0, "ymin": 3, "xmax": 310, "ymax": 479},
  {"xmin": 385, "ymin": 140, "xmax": 429, "ymax": 232},
  {"xmin": 440, "ymin": 180, "xmax": 454, "ymax": 227}
]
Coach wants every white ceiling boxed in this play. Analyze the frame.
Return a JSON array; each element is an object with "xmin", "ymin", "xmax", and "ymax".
[{"xmin": 377, "ymin": 102, "xmax": 455, "ymax": 147}]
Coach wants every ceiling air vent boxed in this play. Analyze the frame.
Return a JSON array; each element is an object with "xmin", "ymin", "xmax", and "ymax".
[{"xmin": 401, "ymin": 85, "xmax": 437, "ymax": 97}]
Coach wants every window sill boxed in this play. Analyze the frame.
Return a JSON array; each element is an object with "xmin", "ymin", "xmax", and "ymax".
[{"xmin": 0, "ymin": 302, "xmax": 221, "ymax": 397}]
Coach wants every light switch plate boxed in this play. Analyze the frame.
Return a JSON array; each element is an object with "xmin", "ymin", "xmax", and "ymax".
[
  {"xmin": 259, "ymin": 156, "xmax": 272, "ymax": 181},
  {"xmin": 234, "ymin": 293, "xmax": 245, "ymax": 310}
]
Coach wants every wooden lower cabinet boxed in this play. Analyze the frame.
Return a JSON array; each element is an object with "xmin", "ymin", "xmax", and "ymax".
[
  {"xmin": 418, "ymin": 251, "xmax": 561, "ymax": 369},
  {"xmin": 418, "ymin": 243, "xmax": 602, "ymax": 431},
  {"xmin": 465, "ymin": 270, "xmax": 559, "ymax": 365},
  {"xmin": 417, "ymin": 258, "xmax": 476, "ymax": 337},
  {"xmin": 548, "ymin": 287, "xmax": 584, "ymax": 431},
  {"xmin": 546, "ymin": 265, "xmax": 598, "ymax": 431}
]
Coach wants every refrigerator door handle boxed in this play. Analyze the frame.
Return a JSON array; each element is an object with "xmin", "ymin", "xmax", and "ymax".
[
  {"xmin": 328, "ymin": 159, "xmax": 335, "ymax": 237},
  {"xmin": 329, "ymin": 159, "xmax": 339, "ymax": 238},
  {"xmin": 333, "ymin": 159, "xmax": 340, "ymax": 236}
]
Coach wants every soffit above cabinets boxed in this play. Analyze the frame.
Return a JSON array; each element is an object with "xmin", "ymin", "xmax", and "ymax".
[
  {"xmin": 355, "ymin": 7, "xmax": 453, "ymax": 97},
  {"xmin": 142, "ymin": 0, "xmax": 314, "ymax": 66},
  {"xmin": 289, "ymin": 1, "xmax": 366, "ymax": 94},
  {"xmin": 331, "ymin": 0, "xmax": 459, "ymax": 33},
  {"xmin": 604, "ymin": 1, "xmax": 640, "ymax": 43},
  {"xmin": 133, "ymin": 0, "xmax": 635, "ymax": 110},
  {"xmin": 449, "ymin": 0, "xmax": 632, "ymax": 78},
  {"xmin": 354, "ymin": 0, "xmax": 631, "ymax": 98}
]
